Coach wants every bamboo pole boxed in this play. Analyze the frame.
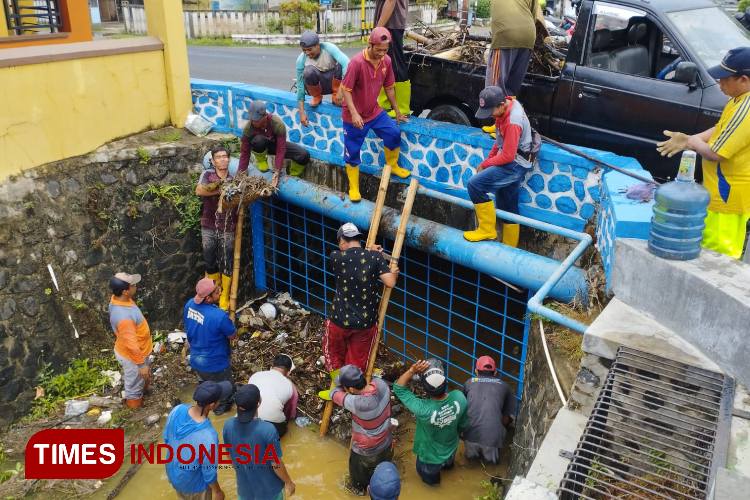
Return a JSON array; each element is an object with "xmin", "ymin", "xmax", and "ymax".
[
  {"xmin": 228, "ymin": 203, "xmax": 246, "ymax": 322},
  {"xmin": 366, "ymin": 177, "xmax": 419, "ymax": 381},
  {"xmin": 319, "ymin": 164, "xmax": 392, "ymax": 437}
]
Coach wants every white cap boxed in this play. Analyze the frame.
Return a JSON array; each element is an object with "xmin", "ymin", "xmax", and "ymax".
[
  {"xmin": 114, "ymin": 272, "xmax": 141, "ymax": 285},
  {"xmin": 337, "ymin": 222, "xmax": 362, "ymax": 240}
]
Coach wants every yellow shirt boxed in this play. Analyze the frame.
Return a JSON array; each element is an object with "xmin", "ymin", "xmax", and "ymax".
[{"xmin": 705, "ymin": 91, "xmax": 750, "ymax": 214}]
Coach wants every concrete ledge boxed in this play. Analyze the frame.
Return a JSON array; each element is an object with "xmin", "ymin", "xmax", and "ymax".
[
  {"xmin": 0, "ymin": 37, "xmax": 163, "ymax": 68},
  {"xmin": 526, "ymin": 407, "xmax": 588, "ymax": 491},
  {"xmin": 505, "ymin": 476, "xmax": 557, "ymax": 500},
  {"xmin": 583, "ymin": 297, "xmax": 721, "ymax": 372},
  {"xmin": 612, "ymin": 238, "xmax": 750, "ymax": 387}
]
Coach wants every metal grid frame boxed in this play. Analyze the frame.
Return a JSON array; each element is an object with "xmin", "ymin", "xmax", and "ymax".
[
  {"xmin": 3, "ymin": 0, "xmax": 62, "ymax": 35},
  {"xmin": 253, "ymin": 198, "xmax": 532, "ymax": 401},
  {"xmin": 559, "ymin": 346, "xmax": 735, "ymax": 500}
]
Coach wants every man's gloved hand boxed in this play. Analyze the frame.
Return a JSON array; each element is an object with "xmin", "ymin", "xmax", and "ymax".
[
  {"xmin": 657, "ymin": 130, "xmax": 690, "ymax": 158},
  {"xmin": 203, "ymin": 181, "xmax": 222, "ymax": 192}
]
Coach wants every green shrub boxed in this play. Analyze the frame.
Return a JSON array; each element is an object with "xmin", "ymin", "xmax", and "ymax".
[
  {"xmin": 739, "ymin": 0, "xmax": 750, "ymax": 13},
  {"xmin": 280, "ymin": 0, "xmax": 319, "ymax": 34},
  {"xmin": 135, "ymin": 175, "xmax": 202, "ymax": 235},
  {"xmin": 476, "ymin": 0, "xmax": 491, "ymax": 19}
]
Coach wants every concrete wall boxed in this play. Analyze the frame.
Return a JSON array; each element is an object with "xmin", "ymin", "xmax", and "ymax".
[
  {"xmin": 123, "ymin": 4, "xmax": 440, "ymax": 37},
  {"xmin": 191, "ymin": 81, "xmax": 626, "ymax": 231},
  {"xmin": 0, "ymin": 0, "xmax": 192, "ymax": 180}
]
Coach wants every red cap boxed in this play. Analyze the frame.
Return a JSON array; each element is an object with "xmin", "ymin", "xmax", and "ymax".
[
  {"xmin": 476, "ymin": 356, "xmax": 496, "ymax": 372},
  {"xmin": 369, "ymin": 26, "xmax": 392, "ymax": 44},
  {"xmin": 194, "ymin": 277, "xmax": 218, "ymax": 304}
]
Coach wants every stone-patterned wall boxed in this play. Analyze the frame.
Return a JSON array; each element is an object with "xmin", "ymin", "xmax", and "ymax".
[
  {"xmin": 0, "ymin": 132, "xmax": 249, "ymax": 428},
  {"xmin": 192, "ymin": 80, "xmax": 612, "ymax": 232}
]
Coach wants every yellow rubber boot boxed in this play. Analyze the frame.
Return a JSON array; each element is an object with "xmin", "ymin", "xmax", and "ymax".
[
  {"xmin": 378, "ymin": 88, "xmax": 392, "ymax": 115},
  {"xmin": 464, "ymin": 201, "xmax": 498, "ymax": 242},
  {"xmin": 384, "ymin": 147, "xmax": 410, "ymax": 178},
  {"xmin": 255, "ymin": 151, "xmax": 269, "ymax": 172},
  {"xmin": 289, "ymin": 161, "xmax": 305, "ymax": 177},
  {"xmin": 219, "ymin": 274, "xmax": 232, "ymax": 311},
  {"xmin": 345, "ymin": 164, "xmax": 361, "ymax": 202},
  {"xmin": 502, "ymin": 223, "xmax": 520, "ymax": 248},
  {"xmin": 394, "ymin": 81, "xmax": 412, "ymax": 116},
  {"xmin": 482, "ymin": 124, "xmax": 497, "ymax": 134}
]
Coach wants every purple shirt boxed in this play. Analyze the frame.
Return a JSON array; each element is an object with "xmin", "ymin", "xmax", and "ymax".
[
  {"xmin": 198, "ymin": 169, "xmax": 236, "ymax": 232},
  {"xmin": 341, "ymin": 50, "xmax": 395, "ymax": 124}
]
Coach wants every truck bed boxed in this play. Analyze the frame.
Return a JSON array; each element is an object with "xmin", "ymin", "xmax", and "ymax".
[{"xmin": 406, "ymin": 48, "xmax": 560, "ymax": 131}]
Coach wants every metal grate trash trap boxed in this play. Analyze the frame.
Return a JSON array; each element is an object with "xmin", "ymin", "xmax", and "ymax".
[{"xmin": 559, "ymin": 346, "xmax": 735, "ymax": 499}]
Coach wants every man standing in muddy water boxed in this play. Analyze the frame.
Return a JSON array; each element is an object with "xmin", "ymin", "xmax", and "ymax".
[{"xmin": 322, "ymin": 222, "xmax": 399, "ymax": 380}]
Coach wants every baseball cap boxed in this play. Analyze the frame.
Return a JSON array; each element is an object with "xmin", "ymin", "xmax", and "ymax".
[
  {"xmin": 369, "ymin": 26, "xmax": 392, "ymax": 44},
  {"xmin": 272, "ymin": 353, "xmax": 296, "ymax": 372},
  {"xmin": 249, "ymin": 100, "xmax": 267, "ymax": 122},
  {"xmin": 194, "ymin": 277, "xmax": 218, "ymax": 304},
  {"xmin": 369, "ymin": 461, "xmax": 401, "ymax": 500},
  {"xmin": 337, "ymin": 364, "xmax": 366, "ymax": 388},
  {"xmin": 299, "ymin": 30, "xmax": 319, "ymax": 48},
  {"xmin": 476, "ymin": 355, "xmax": 497, "ymax": 372},
  {"xmin": 114, "ymin": 272, "xmax": 141, "ymax": 285},
  {"xmin": 235, "ymin": 384, "xmax": 261, "ymax": 423},
  {"xmin": 475, "ymin": 86, "xmax": 507, "ymax": 119},
  {"xmin": 193, "ymin": 380, "xmax": 232, "ymax": 407},
  {"xmin": 707, "ymin": 47, "xmax": 750, "ymax": 80},
  {"xmin": 420, "ymin": 358, "xmax": 447, "ymax": 395},
  {"xmin": 337, "ymin": 222, "xmax": 362, "ymax": 240}
]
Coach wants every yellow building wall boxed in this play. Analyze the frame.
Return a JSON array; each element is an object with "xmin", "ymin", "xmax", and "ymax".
[{"xmin": 0, "ymin": 51, "xmax": 170, "ymax": 179}]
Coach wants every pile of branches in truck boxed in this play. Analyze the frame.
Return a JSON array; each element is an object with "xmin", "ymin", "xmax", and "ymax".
[{"xmin": 405, "ymin": 20, "xmax": 567, "ymax": 76}]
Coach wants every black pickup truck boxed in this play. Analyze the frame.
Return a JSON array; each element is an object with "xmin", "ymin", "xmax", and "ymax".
[{"xmin": 408, "ymin": 0, "xmax": 750, "ymax": 180}]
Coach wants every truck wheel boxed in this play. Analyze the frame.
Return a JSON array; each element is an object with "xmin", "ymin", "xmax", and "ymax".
[{"xmin": 427, "ymin": 104, "xmax": 472, "ymax": 126}]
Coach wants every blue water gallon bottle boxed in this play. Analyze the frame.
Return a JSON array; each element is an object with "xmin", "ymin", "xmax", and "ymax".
[{"xmin": 648, "ymin": 150, "xmax": 710, "ymax": 260}]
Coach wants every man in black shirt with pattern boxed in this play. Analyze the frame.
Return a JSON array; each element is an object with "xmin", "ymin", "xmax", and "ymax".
[{"xmin": 323, "ymin": 223, "xmax": 399, "ymax": 380}]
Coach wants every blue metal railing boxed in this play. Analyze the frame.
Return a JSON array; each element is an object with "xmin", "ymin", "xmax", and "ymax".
[{"xmin": 252, "ymin": 198, "xmax": 531, "ymax": 402}]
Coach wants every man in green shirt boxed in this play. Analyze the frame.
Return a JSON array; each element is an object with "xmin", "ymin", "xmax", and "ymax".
[{"xmin": 392, "ymin": 358, "xmax": 468, "ymax": 485}]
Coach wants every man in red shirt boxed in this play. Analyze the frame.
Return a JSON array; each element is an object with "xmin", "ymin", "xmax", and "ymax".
[
  {"xmin": 340, "ymin": 27, "xmax": 409, "ymax": 202},
  {"xmin": 464, "ymin": 86, "xmax": 535, "ymax": 248}
]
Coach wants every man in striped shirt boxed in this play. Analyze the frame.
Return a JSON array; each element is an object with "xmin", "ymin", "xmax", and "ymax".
[{"xmin": 319, "ymin": 364, "xmax": 393, "ymax": 493}]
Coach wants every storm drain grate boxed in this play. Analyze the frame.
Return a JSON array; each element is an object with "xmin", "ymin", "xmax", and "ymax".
[{"xmin": 558, "ymin": 346, "xmax": 734, "ymax": 499}]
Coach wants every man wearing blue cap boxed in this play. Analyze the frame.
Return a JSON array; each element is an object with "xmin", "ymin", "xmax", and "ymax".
[
  {"xmin": 368, "ymin": 461, "xmax": 401, "ymax": 499},
  {"xmin": 238, "ymin": 100, "xmax": 311, "ymax": 187},
  {"xmin": 658, "ymin": 46, "xmax": 750, "ymax": 260},
  {"xmin": 296, "ymin": 30, "xmax": 350, "ymax": 126},
  {"xmin": 163, "ymin": 381, "xmax": 231, "ymax": 500},
  {"xmin": 464, "ymin": 86, "xmax": 537, "ymax": 248},
  {"xmin": 223, "ymin": 384, "xmax": 296, "ymax": 500}
]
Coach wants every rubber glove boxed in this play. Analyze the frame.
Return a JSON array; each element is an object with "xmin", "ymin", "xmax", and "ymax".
[
  {"xmin": 657, "ymin": 130, "xmax": 689, "ymax": 158},
  {"xmin": 317, "ymin": 389, "xmax": 332, "ymax": 401}
]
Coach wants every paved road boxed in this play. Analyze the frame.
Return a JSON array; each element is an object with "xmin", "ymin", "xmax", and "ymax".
[{"xmin": 188, "ymin": 45, "xmax": 360, "ymax": 91}]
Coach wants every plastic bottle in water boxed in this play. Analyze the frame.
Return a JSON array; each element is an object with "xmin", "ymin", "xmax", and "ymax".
[{"xmin": 648, "ymin": 150, "xmax": 710, "ymax": 260}]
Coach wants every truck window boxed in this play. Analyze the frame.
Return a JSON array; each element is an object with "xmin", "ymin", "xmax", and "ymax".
[
  {"xmin": 667, "ymin": 7, "xmax": 750, "ymax": 70},
  {"xmin": 584, "ymin": 1, "xmax": 684, "ymax": 81}
]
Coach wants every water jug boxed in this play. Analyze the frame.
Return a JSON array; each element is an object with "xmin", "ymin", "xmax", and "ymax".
[{"xmin": 648, "ymin": 151, "xmax": 710, "ymax": 260}]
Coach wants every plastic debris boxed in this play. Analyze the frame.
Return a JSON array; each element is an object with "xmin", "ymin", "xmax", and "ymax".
[
  {"xmin": 295, "ymin": 416, "xmax": 311, "ymax": 427},
  {"xmin": 185, "ymin": 113, "xmax": 213, "ymax": 137},
  {"xmin": 274, "ymin": 332, "xmax": 289, "ymax": 345},
  {"xmin": 64, "ymin": 400, "xmax": 90, "ymax": 418},
  {"xmin": 259, "ymin": 303, "xmax": 277, "ymax": 320},
  {"xmin": 144, "ymin": 414, "xmax": 161, "ymax": 426},
  {"xmin": 168, "ymin": 330, "xmax": 187, "ymax": 344},
  {"xmin": 87, "ymin": 408, "xmax": 101, "ymax": 417},
  {"xmin": 101, "ymin": 370, "xmax": 122, "ymax": 388},
  {"xmin": 97, "ymin": 410, "xmax": 113, "ymax": 426},
  {"xmin": 390, "ymin": 417, "xmax": 399, "ymax": 428}
]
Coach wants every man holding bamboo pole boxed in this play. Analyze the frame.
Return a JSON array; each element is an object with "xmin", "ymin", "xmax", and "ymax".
[{"xmin": 322, "ymin": 223, "xmax": 399, "ymax": 381}]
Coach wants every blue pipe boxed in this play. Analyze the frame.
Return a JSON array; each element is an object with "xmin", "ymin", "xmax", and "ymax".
[
  {"xmin": 248, "ymin": 169, "xmax": 587, "ymax": 302},
  {"xmin": 417, "ymin": 186, "xmax": 591, "ymax": 333}
]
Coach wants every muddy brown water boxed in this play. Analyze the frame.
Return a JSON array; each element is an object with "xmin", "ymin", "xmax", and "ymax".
[{"xmin": 103, "ymin": 389, "xmax": 509, "ymax": 499}]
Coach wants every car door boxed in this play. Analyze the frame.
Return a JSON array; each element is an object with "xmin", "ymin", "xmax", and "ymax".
[{"xmin": 562, "ymin": 1, "xmax": 703, "ymax": 180}]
